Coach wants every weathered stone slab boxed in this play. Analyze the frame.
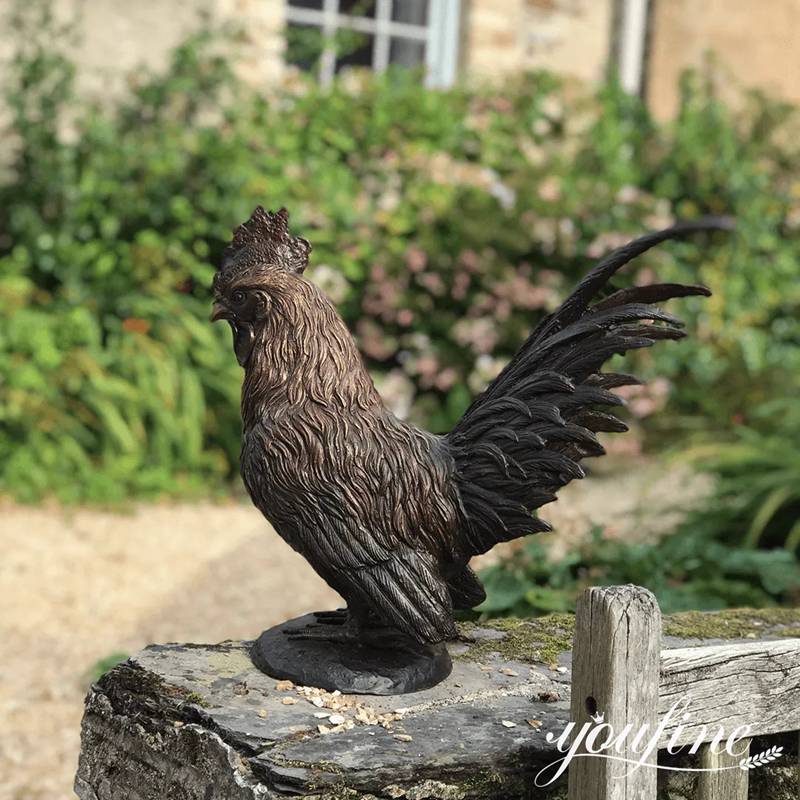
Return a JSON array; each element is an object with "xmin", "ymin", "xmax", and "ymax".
[
  {"xmin": 75, "ymin": 610, "xmax": 800, "ymax": 800},
  {"xmin": 74, "ymin": 621, "xmax": 575, "ymax": 800}
]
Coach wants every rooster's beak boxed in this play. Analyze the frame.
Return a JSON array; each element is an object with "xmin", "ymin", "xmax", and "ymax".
[{"xmin": 210, "ymin": 302, "xmax": 230, "ymax": 322}]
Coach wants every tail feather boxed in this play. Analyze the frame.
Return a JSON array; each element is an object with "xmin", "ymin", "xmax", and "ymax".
[
  {"xmin": 586, "ymin": 372, "xmax": 642, "ymax": 389},
  {"xmin": 594, "ymin": 283, "xmax": 710, "ymax": 311},
  {"xmin": 446, "ymin": 564, "xmax": 487, "ymax": 609},
  {"xmin": 447, "ymin": 217, "xmax": 732, "ymax": 561},
  {"xmin": 530, "ymin": 216, "xmax": 731, "ymax": 341}
]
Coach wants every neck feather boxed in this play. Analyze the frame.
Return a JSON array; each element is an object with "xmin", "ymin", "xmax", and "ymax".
[{"xmin": 241, "ymin": 280, "xmax": 380, "ymax": 427}]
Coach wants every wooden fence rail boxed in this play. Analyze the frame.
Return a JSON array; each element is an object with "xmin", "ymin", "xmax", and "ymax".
[{"xmin": 567, "ymin": 585, "xmax": 800, "ymax": 800}]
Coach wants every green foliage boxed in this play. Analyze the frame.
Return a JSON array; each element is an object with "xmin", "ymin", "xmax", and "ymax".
[
  {"xmin": 481, "ymin": 397, "xmax": 800, "ymax": 617},
  {"xmin": 87, "ymin": 651, "xmax": 129, "ymax": 683},
  {"xmin": 1, "ymin": 4, "xmax": 799, "ymax": 501},
  {"xmin": 479, "ymin": 523, "xmax": 800, "ymax": 618},
  {"xmin": 680, "ymin": 398, "xmax": 800, "ymax": 553}
]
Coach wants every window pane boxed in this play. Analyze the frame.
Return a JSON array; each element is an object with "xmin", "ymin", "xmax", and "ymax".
[
  {"xmin": 389, "ymin": 36, "xmax": 425, "ymax": 67},
  {"xmin": 340, "ymin": 0, "xmax": 376, "ymax": 17},
  {"xmin": 288, "ymin": 0, "xmax": 324, "ymax": 8},
  {"xmin": 335, "ymin": 31, "xmax": 374, "ymax": 71},
  {"xmin": 392, "ymin": 0, "xmax": 428, "ymax": 24},
  {"xmin": 286, "ymin": 23, "xmax": 325, "ymax": 71}
]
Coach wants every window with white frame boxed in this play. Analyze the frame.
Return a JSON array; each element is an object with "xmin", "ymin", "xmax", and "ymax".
[{"xmin": 285, "ymin": 0, "xmax": 461, "ymax": 88}]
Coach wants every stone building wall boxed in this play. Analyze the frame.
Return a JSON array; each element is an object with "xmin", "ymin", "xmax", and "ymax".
[
  {"xmin": 460, "ymin": 0, "xmax": 615, "ymax": 84},
  {"xmin": 0, "ymin": 0, "xmax": 285, "ymax": 103},
  {"xmin": 647, "ymin": 0, "xmax": 800, "ymax": 119},
  {"xmin": 3, "ymin": 0, "xmax": 800, "ymax": 118}
]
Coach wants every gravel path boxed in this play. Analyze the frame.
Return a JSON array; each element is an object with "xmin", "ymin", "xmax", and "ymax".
[
  {"xmin": 1, "ymin": 502, "xmax": 340, "ymax": 800},
  {"xmin": 0, "ymin": 458, "xmax": 705, "ymax": 799}
]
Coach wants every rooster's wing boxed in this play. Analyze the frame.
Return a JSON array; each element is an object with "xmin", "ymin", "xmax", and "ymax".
[{"xmin": 278, "ymin": 426, "xmax": 460, "ymax": 644}]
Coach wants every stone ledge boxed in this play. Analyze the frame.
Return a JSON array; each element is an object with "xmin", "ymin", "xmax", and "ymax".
[{"xmin": 75, "ymin": 610, "xmax": 800, "ymax": 799}]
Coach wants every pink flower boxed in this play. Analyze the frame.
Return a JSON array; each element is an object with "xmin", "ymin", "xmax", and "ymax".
[
  {"xmin": 537, "ymin": 177, "xmax": 562, "ymax": 203},
  {"xmin": 435, "ymin": 368, "xmax": 458, "ymax": 392},
  {"xmin": 405, "ymin": 247, "xmax": 428, "ymax": 273},
  {"xmin": 396, "ymin": 308, "xmax": 415, "ymax": 327}
]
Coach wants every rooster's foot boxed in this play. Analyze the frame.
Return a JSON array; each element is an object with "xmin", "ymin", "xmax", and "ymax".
[
  {"xmin": 312, "ymin": 608, "xmax": 349, "ymax": 625},
  {"xmin": 283, "ymin": 619, "xmax": 360, "ymax": 643},
  {"xmin": 284, "ymin": 608, "xmax": 361, "ymax": 641}
]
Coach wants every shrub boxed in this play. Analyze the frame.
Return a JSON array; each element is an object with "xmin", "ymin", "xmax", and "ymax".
[
  {"xmin": 478, "ymin": 524, "xmax": 800, "ymax": 618},
  {"xmin": 1, "ymin": 4, "xmax": 798, "ymax": 501},
  {"xmin": 679, "ymin": 398, "xmax": 800, "ymax": 553},
  {"xmin": 480, "ymin": 397, "xmax": 800, "ymax": 616}
]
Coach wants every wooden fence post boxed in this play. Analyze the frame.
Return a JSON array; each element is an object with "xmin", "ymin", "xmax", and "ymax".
[
  {"xmin": 696, "ymin": 738, "xmax": 750, "ymax": 800},
  {"xmin": 568, "ymin": 584, "xmax": 661, "ymax": 800}
]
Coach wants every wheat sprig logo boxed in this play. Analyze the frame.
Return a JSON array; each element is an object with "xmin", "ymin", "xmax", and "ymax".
[{"xmin": 740, "ymin": 745, "xmax": 783, "ymax": 770}]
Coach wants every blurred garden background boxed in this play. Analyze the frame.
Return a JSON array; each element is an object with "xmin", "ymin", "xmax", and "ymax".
[{"xmin": 1, "ymin": 0, "xmax": 800, "ymax": 797}]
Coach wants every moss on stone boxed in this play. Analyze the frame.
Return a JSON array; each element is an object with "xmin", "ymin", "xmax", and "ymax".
[
  {"xmin": 456, "ymin": 615, "xmax": 575, "ymax": 666},
  {"xmin": 314, "ymin": 786, "xmax": 366, "ymax": 800},
  {"xmin": 181, "ymin": 691, "xmax": 211, "ymax": 708},
  {"xmin": 459, "ymin": 769, "xmax": 508, "ymax": 793},
  {"xmin": 456, "ymin": 607, "xmax": 800, "ymax": 666},
  {"xmin": 204, "ymin": 648, "xmax": 254, "ymax": 678},
  {"xmin": 457, "ymin": 769, "xmax": 566, "ymax": 799},
  {"xmin": 381, "ymin": 779, "xmax": 467, "ymax": 799},
  {"xmin": 662, "ymin": 607, "xmax": 800, "ymax": 640}
]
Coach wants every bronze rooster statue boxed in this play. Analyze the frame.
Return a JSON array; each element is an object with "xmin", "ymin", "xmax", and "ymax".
[{"xmin": 212, "ymin": 207, "xmax": 728, "ymax": 654}]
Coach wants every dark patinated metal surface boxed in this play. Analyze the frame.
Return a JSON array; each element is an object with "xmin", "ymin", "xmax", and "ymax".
[
  {"xmin": 251, "ymin": 612, "xmax": 452, "ymax": 695},
  {"xmin": 211, "ymin": 205, "xmax": 731, "ymax": 691}
]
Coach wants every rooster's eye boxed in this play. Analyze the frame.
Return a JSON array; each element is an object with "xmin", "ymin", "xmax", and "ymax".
[{"xmin": 231, "ymin": 290, "xmax": 247, "ymax": 305}]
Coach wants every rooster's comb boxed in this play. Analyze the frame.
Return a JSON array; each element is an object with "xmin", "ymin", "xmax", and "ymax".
[{"xmin": 221, "ymin": 206, "xmax": 311, "ymax": 276}]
